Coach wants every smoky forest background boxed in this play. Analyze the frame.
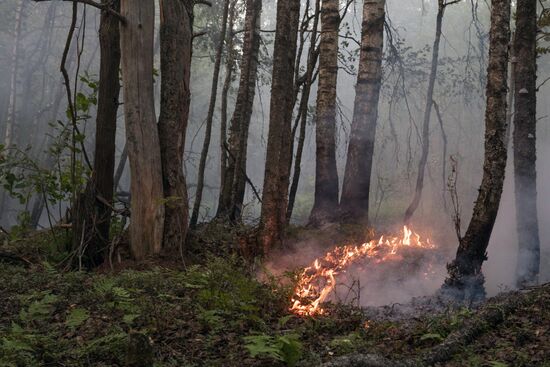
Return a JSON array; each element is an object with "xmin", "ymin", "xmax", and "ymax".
[{"xmin": 0, "ymin": 0, "xmax": 549, "ymax": 366}]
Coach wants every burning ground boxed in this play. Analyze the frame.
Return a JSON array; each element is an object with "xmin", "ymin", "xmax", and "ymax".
[{"xmin": 1, "ymin": 226, "xmax": 549, "ymax": 366}]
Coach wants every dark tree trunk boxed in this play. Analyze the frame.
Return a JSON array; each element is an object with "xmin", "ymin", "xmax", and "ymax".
[
  {"xmin": 120, "ymin": 0, "xmax": 165, "ymax": 259},
  {"xmin": 0, "ymin": 0, "xmax": 25, "ymax": 222},
  {"xmin": 29, "ymin": 48, "xmax": 74, "ymax": 229},
  {"xmin": 286, "ymin": 0, "xmax": 321, "ymax": 223},
  {"xmin": 4, "ymin": 0, "xmax": 24, "ymax": 149},
  {"xmin": 339, "ymin": 0, "xmax": 385, "ymax": 225},
  {"xmin": 308, "ymin": 0, "xmax": 340, "ymax": 227},
  {"xmin": 217, "ymin": 0, "xmax": 262, "ymax": 221},
  {"xmin": 113, "ymin": 143, "xmax": 128, "ymax": 191},
  {"xmin": 72, "ymin": 0, "xmax": 121, "ymax": 268},
  {"xmin": 190, "ymin": 0, "xmax": 230, "ymax": 228},
  {"xmin": 219, "ymin": 0, "xmax": 237, "ymax": 205},
  {"xmin": 260, "ymin": 0, "xmax": 300, "ymax": 255},
  {"xmin": 443, "ymin": 0, "xmax": 511, "ymax": 300},
  {"xmin": 158, "ymin": 0, "xmax": 193, "ymax": 250},
  {"xmin": 513, "ymin": 0, "xmax": 540, "ymax": 287},
  {"xmin": 403, "ymin": 0, "xmax": 450, "ymax": 225}
]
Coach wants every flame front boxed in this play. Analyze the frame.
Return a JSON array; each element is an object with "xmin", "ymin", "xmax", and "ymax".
[{"xmin": 290, "ymin": 226, "xmax": 435, "ymax": 316}]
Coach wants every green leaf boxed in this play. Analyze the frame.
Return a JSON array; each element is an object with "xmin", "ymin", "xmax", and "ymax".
[
  {"xmin": 419, "ymin": 333, "xmax": 444, "ymax": 342},
  {"xmin": 65, "ymin": 308, "xmax": 89, "ymax": 328},
  {"xmin": 277, "ymin": 315, "xmax": 294, "ymax": 328},
  {"xmin": 1, "ymin": 337, "xmax": 33, "ymax": 352},
  {"xmin": 20, "ymin": 293, "xmax": 58, "ymax": 322},
  {"xmin": 75, "ymin": 92, "xmax": 90, "ymax": 113},
  {"xmin": 243, "ymin": 334, "xmax": 284, "ymax": 361},
  {"xmin": 122, "ymin": 314, "xmax": 139, "ymax": 325},
  {"xmin": 277, "ymin": 334, "xmax": 303, "ymax": 367}
]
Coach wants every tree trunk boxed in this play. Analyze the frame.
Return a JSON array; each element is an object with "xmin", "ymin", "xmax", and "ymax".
[
  {"xmin": 113, "ymin": 143, "xmax": 128, "ymax": 191},
  {"xmin": 4, "ymin": 0, "xmax": 25, "ymax": 149},
  {"xmin": 339, "ymin": 0, "xmax": 385, "ymax": 225},
  {"xmin": 308, "ymin": 0, "xmax": 340, "ymax": 227},
  {"xmin": 513, "ymin": 0, "xmax": 539, "ymax": 287},
  {"xmin": 29, "ymin": 48, "xmax": 74, "ymax": 229},
  {"xmin": 403, "ymin": 0, "xmax": 448, "ymax": 225},
  {"xmin": 120, "ymin": 0, "xmax": 165, "ymax": 260},
  {"xmin": 190, "ymin": 0, "xmax": 230, "ymax": 228},
  {"xmin": 217, "ymin": 0, "xmax": 262, "ymax": 221},
  {"xmin": 286, "ymin": 0, "xmax": 321, "ymax": 223},
  {"xmin": 158, "ymin": 0, "xmax": 193, "ymax": 250},
  {"xmin": 218, "ymin": 0, "xmax": 237, "ymax": 206},
  {"xmin": 72, "ymin": 0, "xmax": 121, "ymax": 268},
  {"xmin": 443, "ymin": 0, "xmax": 510, "ymax": 300},
  {"xmin": 259, "ymin": 0, "xmax": 300, "ymax": 255},
  {"xmin": 0, "ymin": 0, "xmax": 25, "ymax": 224}
]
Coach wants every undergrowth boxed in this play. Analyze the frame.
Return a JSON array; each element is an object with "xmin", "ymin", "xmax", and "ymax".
[{"xmin": 1, "ymin": 231, "xmax": 549, "ymax": 366}]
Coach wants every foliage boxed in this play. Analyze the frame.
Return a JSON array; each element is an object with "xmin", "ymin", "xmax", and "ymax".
[
  {"xmin": 0, "ymin": 73, "xmax": 99, "ymax": 234},
  {"xmin": 243, "ymin": 333, "xmax": 303, "ymax": 367},
  {"xmin": 65, "ymin": 307, "xmax": 89, "ymax": 329},
  {"xmin": 538, "ymin": 3, "xmax": 550, "ymax": 55},
  {"xmin": 1, "ymin": 235, "xmax": 550, "ymax": 366}
]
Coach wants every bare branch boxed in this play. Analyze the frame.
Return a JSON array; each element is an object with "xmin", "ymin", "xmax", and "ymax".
[{"xmin": 32, "ymin": 0, "xmax": 126, "ymax": 23}]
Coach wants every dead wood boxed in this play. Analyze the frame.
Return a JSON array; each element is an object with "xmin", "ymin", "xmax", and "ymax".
[{"xmin": 324, "ymin": 288, "xmax": 533, "ymax": 367}]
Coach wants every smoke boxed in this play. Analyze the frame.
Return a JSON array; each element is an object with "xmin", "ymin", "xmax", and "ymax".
[{"xmin": 266, "ymin": 225, "xmax": 449, "ymax": 310}]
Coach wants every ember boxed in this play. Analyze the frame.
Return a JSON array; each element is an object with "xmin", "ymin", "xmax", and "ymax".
[{"xmin": 290, "ymin": 226, "xmax": 435, "ymax": 316}]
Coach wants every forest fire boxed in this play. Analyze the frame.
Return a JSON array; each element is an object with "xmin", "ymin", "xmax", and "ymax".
[{"xmin": 290, "ymin": 226, "xmax": 436, "ymax": 316}]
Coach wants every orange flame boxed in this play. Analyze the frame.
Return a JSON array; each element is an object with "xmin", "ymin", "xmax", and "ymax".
[{"xmin": 290, "ymin": 226, "xmax": 435, "ymax": 316}]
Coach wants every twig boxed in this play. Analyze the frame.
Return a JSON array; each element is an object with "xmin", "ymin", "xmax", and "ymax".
[{"xmin": 222, "ymin": 141, "xmax": 262, "ymax": 203}]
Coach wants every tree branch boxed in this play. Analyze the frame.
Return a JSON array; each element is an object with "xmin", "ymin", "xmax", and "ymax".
[{"xmin": 33, "ymin": 0, "xmax": 126, "ymax": 23}]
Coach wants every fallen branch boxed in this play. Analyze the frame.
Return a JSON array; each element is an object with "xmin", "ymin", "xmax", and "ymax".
[
  {"xmin": 322, "ymin": 354, "xmax": 417, "ymax": 367},
  {"xmin": 323, "ymin": 288, "xmax": 534, "ymax": 367},
  {"xmin": 0, "ymin": 251, "xmax": 33, "ymax": 267},
  {"xmin": 33, "ymin": 0, "xmax": 126, "ymax": 23},
  {"xmin": 420, "ymin": 291, "xmax": 529, "ymax": 365}
]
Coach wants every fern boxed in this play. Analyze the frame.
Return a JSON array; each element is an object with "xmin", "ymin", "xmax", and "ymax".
[
  {"xmin": 244, "ymin": 333, "xmax": 302, "ymax": 367},
  {"xmin": 19, "ymin": 293, "xmax": 58, "ymax": 323},
  {"xmin": 92, "ymin": 278, "xmax": 141, "ymax": 324},
  {"xmin": 65, "ymin": 308, "xmax": 89, "ymax": 328},
  {"xmin": 244, "ymin": 334, "xmax": 284, "ymax": 361}
]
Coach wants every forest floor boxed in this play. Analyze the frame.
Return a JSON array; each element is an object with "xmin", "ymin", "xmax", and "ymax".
[{"xmin": 0, "ymin": 224, "xmax": 549, "ymax": 367}]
